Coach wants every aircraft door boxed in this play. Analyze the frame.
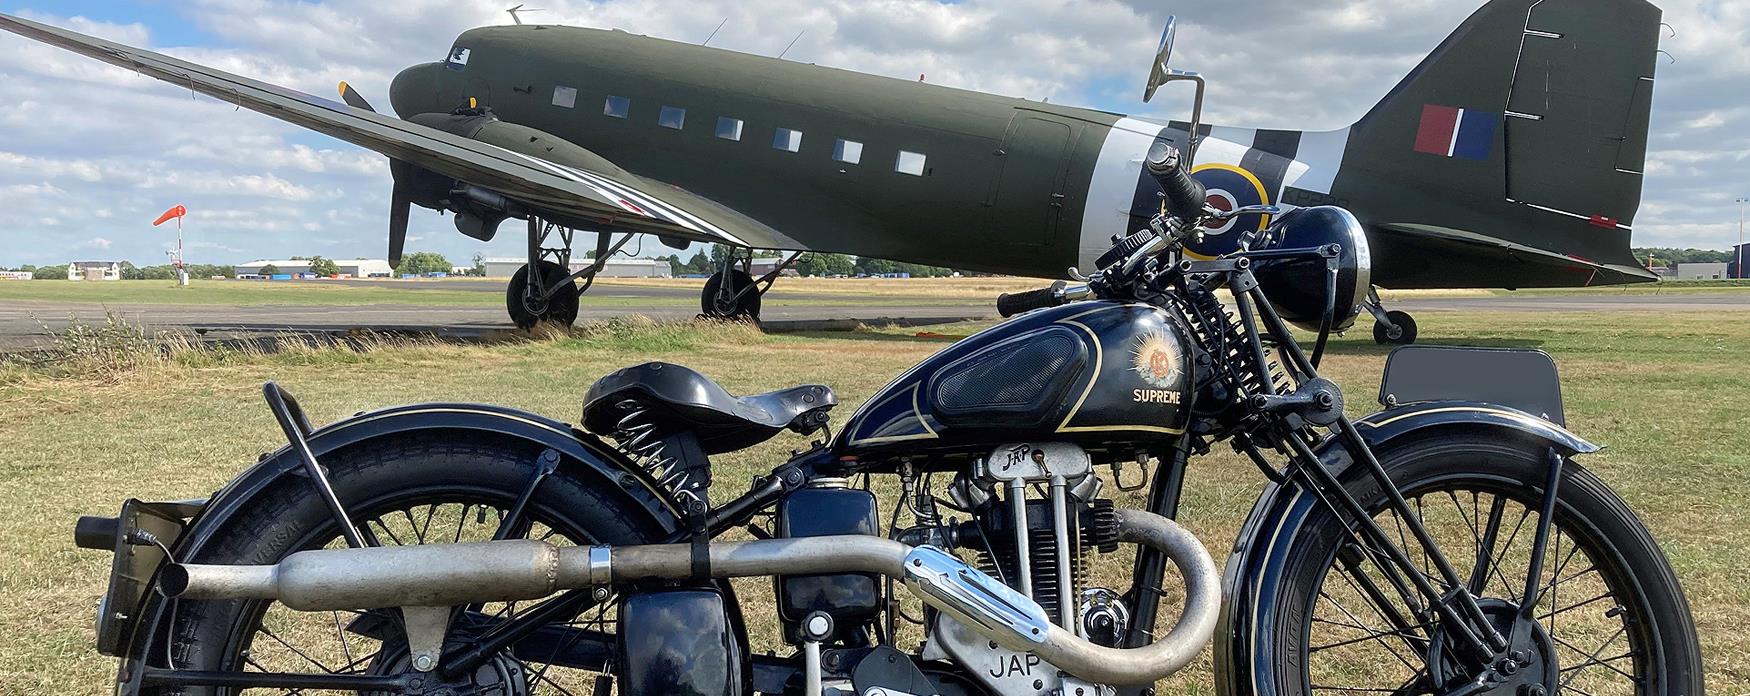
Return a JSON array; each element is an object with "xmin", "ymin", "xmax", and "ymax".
[{"xmin": 989, "ymin": 115, "xmax": 1074, "ymax": 247}]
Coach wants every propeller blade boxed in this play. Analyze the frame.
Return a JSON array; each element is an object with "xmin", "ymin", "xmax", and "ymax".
[
  {"xmin": 388, "ymin": 186, "xmax": 411, "ymax": 268},
  {"xmin": 338, "ymin": 81, "xmax": 375, "ymax": 112}
]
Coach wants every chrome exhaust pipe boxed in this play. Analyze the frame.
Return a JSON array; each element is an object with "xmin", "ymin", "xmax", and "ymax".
[{"xmin": 162, "ymin": 510, "xmax": 1215, "ymax": 685}]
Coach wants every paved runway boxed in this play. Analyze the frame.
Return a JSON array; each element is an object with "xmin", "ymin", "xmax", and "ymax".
[
  {"xmin": 3, "ymin": 285, "xmax": 1747, "ymax": 352},
  {"xmin": 0, "ymin": 293, "xmax": 997, "ymax": 351}
]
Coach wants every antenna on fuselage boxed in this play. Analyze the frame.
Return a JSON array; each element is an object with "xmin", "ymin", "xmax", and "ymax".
[
  {"xmin": 701, "ymin": 17, "xmax": 728, "ymax": 46},
  {"xmin": 777, "ymin": 30, "xmax": 805, "ymax": 59},
  {"xmin": 506, "ymin": 4, "xmax": 544, "ymax": 25}
]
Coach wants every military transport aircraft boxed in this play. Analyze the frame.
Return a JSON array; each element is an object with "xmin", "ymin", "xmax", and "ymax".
[{"xmin": 0, "ymin": 0, "xmax": 1662, "ymax": 341}]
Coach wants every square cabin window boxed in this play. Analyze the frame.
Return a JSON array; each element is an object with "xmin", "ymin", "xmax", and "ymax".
[
  {"xmin": 895, "ymin": 150, "xmax": 928, "ymax": 176},
  {"xmin": 772, "ymin": 128, "xmax": 802, "ymax": 153},
  {"xmin": 603, "ymin": 95, "xmax": 630, "ymax": 119},
  {"xmin": 551, "ymin": 85, "xmax": 577, "ymax": 109},
  {"xmin": 833, "ymin": 139, "xmax": 863, "ymax": 164},
  {"xmin": 715, "ymin": 117, "xmax": 744, "ymax": 141},
  {"xmin": 658, "ymin": 106, "xmax": 686, "ymax": 130}
]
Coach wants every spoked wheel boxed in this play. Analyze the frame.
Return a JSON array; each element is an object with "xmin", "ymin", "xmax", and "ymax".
[
  {"xmin": 1256, "ymin": 433, "xmax": 1702, "ymax": 696},
  {"xmin": 160, "ymin": 435, "xmax": 660, "ymax": 694},
  {"xmin": 507, "ymin": 261, "xmax": 580, "ymax": 329},
  {"xmin": 700, "ymin": 268, "xmax": 761, "ymax": 321}
]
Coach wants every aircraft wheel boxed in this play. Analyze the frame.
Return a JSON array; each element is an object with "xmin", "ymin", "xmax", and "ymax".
[
  {"xmin": 701, "ymin": 269, "xmax": 762, "ymax": 321},
  {"xmin": 1372, "ymin": 310, "xmax": 1417, "ymax": 345},
  {"xmin": 506, "ymin": 261, "xmax": 579, "ymax": 329}
]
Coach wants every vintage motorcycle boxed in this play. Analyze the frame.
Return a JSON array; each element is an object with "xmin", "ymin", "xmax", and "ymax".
[{"xmin": 72, "ymin": 23, "xmax": 1700, "ymax": 696}]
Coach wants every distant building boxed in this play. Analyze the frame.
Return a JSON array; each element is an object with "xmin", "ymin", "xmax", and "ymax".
[
  {"xmin": 481, "ymin": 257, "xmax": 673, "ymax": 279},
  {"xmin": 234, "ymin": 259, "xmax": 394, "ymax": 278},
  {"xmin": 68, "ymin": 261, "xmax": 122, "ymax": 281},
  {"xmin": 748, "ymin": 256, "xmax": 796, "ymax": 277},
  {"xmin": 1674, "ymin": 262, "xmax": 1728, "ymax": 280},
  {"xmin": 1731, "ymin": 243, "xmax": 1748, "ymax": 279},
  {"xmin": 0, "ymin": 270, "xmax": 33, "ymax": 280}
]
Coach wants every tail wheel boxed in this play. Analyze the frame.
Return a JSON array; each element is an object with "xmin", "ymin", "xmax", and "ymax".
[
  {"xmin": 701, "ymin": 269, "xmax": 761, "ymax": 321},
  {"xmin": 1255, "ymin": 433, "xmax": 1702, "ymax": 696},
  {"xmin": 159, "ymin": 435, "xmax": 660, "ymax": 694},
  {"xmin": 507, "ymin": 261, "xmax": 580, "ymax": 329},
  {"xmin": 1373, "ymin": 310, "xmax": 1417, "ymax": 345}
]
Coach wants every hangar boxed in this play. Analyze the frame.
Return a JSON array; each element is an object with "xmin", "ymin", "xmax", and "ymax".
[{"xmin": 481, "ymin": 257, "xmax": 672, "ymax": 278}]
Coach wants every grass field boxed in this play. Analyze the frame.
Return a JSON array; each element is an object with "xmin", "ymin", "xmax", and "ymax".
[
  {"xmin": 0, "ymin": 308, "xmax": 1746, "ymax": 693},
  {"xmin": 0, "ymin": 276, "xmax": 1059, "ymax": 308},
  {"xmin": 9, "ymin": 276, "xmax": 1744, "ymax": 311}
]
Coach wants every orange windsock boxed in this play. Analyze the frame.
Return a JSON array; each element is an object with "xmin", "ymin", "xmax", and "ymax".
[{"xmin": 152, "ymin": 205, "xmax": 187, "ymax": 227}]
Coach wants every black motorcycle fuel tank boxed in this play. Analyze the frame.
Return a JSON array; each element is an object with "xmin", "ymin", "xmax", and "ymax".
[{"xmin": 835, "ymin": 301, "xmax": 1194, "ymax": 455}]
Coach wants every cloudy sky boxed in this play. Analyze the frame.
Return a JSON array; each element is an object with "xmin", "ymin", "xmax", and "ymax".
[{"xmin": 0, "ymin": 0, "xmax": 1744, "ymax": 269}]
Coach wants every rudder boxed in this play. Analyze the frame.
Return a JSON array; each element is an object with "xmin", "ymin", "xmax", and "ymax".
[{"xmin": 1344, "ymin": 0, "xmax": 1662, "ymax": 228}]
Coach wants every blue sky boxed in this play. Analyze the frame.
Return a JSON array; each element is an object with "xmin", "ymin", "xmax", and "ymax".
[{"xmin": 0, "ymin": 0, "xmax": 1744, "ymax": 270}]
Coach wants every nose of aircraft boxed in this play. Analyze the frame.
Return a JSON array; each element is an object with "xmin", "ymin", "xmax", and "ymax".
[{"xmin": 389, "ymin": 62, "xmax": 448, "ymax": 118}]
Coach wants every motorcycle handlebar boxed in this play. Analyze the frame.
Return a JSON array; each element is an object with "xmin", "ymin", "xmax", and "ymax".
[
  {"xmin": 1145, "ymin": 141, "xmax": 1206, "ymax": 220},
  {"xmin": 997, "ymin": 283, "xmax": 1065, "ymax": 317}
]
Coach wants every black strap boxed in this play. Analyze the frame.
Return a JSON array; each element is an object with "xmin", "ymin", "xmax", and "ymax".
[{"xmin": 689, "ymin": 529, "xmax": 711, "ymax": 579}]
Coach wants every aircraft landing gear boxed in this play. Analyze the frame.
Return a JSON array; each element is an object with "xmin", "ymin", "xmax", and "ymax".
[
  {"xmin": 506, "ymin": 218, "xmax": 634, "ymax": 330},
  {"xmin": 1363, "ymin": 287, "xmax": 1418, "ymax": 345},
  {"xmin": 699, "ymin": 249, "xmax": 804, "ymax": 323},
  {"xmin": 507, "ymin": 260, "xmax": 578, "ymax": 329},
  {"xmin": 702, "ymin": 268, "xmax": 761, "ymax": 320}
]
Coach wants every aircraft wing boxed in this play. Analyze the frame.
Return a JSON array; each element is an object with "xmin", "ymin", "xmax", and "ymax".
[
  {"xmin": 0, "ymin": 12, "xmax": 797, "ymax": 250},
  {"xmin": 1371, "ymin": 223, "xmax": 1658, "ymax": 289}
]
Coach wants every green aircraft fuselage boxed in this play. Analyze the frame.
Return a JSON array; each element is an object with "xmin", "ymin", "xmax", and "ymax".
[
  {"xmin": 392, "ymin": 0, "xmax": 1660, "ymax": 288},
  {"xmin": 391, "ymin": 25, "xmax": 1122, "ymax": 278}
]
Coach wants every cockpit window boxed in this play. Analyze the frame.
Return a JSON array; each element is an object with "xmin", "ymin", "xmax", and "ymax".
[{"xmin": 446, "ymin": 47, "xmax": 471, "ymax": 71}]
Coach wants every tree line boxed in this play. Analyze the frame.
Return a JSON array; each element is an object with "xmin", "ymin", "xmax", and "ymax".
[
  {"xmin": 2, "ymin": 245, "xmax": 968, "ymax": 280},
  {"xmin": 650, "ymin": 245, "xmax": 962, "ymax": 277},
  {"xmin": 1632, "ymin": 247, "xmax": 1740, "ymax": 265}
]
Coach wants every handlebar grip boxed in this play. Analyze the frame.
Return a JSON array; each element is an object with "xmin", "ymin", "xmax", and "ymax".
[
  {"xmin": 997, "ymin": 285, "xmax": 1064, "ymax": 318},
  {"xmin": 1145, "ymin": 142, "xmax": 1207, "ymax": 219}
]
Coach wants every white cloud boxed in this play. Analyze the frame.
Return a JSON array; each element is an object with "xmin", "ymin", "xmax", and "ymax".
[
  {"xmin": 79, "ymin": 237, "xmax": 113, "ymax": 250},
  {"xmin": 0, "ymin": 0, "xmax": 1743, "ymax": 269}
]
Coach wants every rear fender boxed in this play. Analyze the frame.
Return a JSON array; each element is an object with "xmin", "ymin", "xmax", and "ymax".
[
  {"xmin": 1213, "ymin": 400, "xmax": 1597, "ymax": 696},
  {"xmin": 112, "ymin": 403, "xmax": 689, "ymax": 691}
]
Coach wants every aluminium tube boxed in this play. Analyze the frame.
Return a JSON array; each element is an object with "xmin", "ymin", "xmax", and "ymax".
[
  {"xmin": 161, "ymin": 536, "xmax": 911, "ymax": 612},
  {"xmin": 161, "ymin": 511, "xmax": 1216, "ymax": 686}
]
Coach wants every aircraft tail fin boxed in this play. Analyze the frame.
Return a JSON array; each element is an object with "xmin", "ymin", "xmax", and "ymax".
[{"xmin": 1343, "ymin": 0, "xmax": 1662, "ymax": 230}]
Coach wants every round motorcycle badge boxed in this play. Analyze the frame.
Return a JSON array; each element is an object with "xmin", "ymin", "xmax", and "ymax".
[
  {"xmin": 1130, "ymin": 329, "xmax": 1183, "ymax": 390},
  {"xmin": 1183, "ymin": 163, "xmax": 1273, "ymax": 259}
]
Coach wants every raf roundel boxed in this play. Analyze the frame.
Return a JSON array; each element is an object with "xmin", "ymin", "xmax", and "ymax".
[{"xmin": 1182, "ymin": 163, "xmax": 1272, "ymax": 259}]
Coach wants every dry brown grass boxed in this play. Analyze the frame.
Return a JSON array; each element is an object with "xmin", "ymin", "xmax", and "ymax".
[{"xmin": 0, "ymin": 309, "xmax": 1745, "ymax": 694}]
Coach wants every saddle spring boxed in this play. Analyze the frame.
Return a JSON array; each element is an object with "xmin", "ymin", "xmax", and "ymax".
[{"xmin": 610, "ymin": 400, "xmax": 703, "ymax": 507}]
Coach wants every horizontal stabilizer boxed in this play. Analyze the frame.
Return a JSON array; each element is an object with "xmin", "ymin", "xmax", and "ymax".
[{"xmin": 1373, "ymin": 223, "xmax": 1656, "ymax": 288}]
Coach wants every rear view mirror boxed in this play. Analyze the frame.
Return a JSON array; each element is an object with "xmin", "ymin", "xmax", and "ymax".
[
  {"xmin": 1143, "ymin": 16, "xmax": 1177, "ymax": 103},
  {"xmin": 1139, "ymin": 15, "xmax": 1206, "ymax": 166}
]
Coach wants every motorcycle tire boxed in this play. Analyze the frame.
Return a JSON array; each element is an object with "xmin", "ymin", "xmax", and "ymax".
[
  {"xmin": 159, "ymin": 433, "xmax": 662, "ymax": 693},
  {"xmin": 1251, "ymin": 431, "xmax": 1703, "ymax": 696}
]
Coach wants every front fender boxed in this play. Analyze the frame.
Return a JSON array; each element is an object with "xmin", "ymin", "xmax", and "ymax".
[
  {"xmin": 1213, "ymin": 400, "xmax": 1597, "ymax": 696},
  {"xmin": 115, "ymin": 402, "xmax": 685, "ymax": 690}
]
